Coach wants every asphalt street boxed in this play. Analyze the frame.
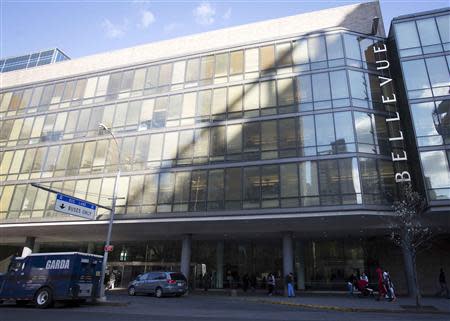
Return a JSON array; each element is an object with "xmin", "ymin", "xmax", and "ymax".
[{"xmin": 1, "ymin": 294, "xmax": 448, "ymax": 321}]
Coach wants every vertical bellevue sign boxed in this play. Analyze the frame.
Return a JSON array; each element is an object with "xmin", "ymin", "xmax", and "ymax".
[{"xmin": 373, "ymin": 43, "xmax": 411, "ymax": 184}]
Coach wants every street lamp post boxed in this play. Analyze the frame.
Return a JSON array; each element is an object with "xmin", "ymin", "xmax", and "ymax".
[{"xmin": 98, "ymin": 123, "xmax": 121, "ymax": 301}]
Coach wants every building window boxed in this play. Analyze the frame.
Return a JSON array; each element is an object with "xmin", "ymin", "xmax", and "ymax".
[{"xmin": 420, "ymin": 150, "xmax": 450, "ymax": 200}]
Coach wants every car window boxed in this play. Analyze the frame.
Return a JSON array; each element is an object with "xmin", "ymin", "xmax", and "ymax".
[
  {"xmin": 146, "ymin": 273, "xmax": 155, "ymax": 280},
  {"xmin": 170, "ymin": 273, "xmax": 187, "ymax": 281},
  {"xmin": 156, "ymin": 273, "xmax": 166, "ymax": 280},
  {"xmin": 8, "ymin": 261, "xmax": 23, "ymax": 273}
]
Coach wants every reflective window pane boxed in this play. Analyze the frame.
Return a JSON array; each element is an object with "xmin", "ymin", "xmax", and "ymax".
[
  {"xmin": 308, "ymin": 36, "xmax": 326, "ymax": 62},
  {"xmin": 436, "ymin": 15, "xmax": 450, "ymax": 44},
  {"xmin": 420, "ymin": 151, "xmax": 450, "ymax": 200},
  {"xmin": 230, "ymin": 50, "xmax": 244, "ymax": 74},
  {"xmin": 244, "ymin": 49, "xmax": 258, "ymax": 73},
  {"xmin": 395, "ymin": 21, "xmax": 420, "ymax": 49},
  {"xmin": 312, "ymin": 73, "xmax": 331, "ymax": 102},
  {"xmin": 417, "ymin": 18, "xmax": 441, "ymax": 46},
  {"xmin": 326, "ymin": 34, "xmax": 344, "ymax": 60}
]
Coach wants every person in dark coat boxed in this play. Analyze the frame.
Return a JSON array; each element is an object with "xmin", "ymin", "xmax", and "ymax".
[
  {"xmin": 242, "ymin": 274, "xmax": 250, "ymax": 292},
  {"xmin": 437, "ymin": 268, "xmax": 450, "ymax": 298},
  {"xmin": 285, "ymin": 272, "xmax": 295, "ymax": 297},
  {"xmin": 267, "ymin": 273, "xmax": 276, "ymax": 296}
]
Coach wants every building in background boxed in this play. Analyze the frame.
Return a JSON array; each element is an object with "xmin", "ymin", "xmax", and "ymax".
[
  {"xmin": 0, "ymin": 1, "xmax": 449, "ymax": 294},
  {"xmin": 389, "ymin": 8, "xmax": 450, "ymax": 211},
  {"xmin": 0, "ymin": 49, "xmax": 70, "ymax": 73}
]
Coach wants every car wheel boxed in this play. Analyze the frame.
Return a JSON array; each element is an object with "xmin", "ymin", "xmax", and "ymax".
[
  {"xmin": 16, "ymin": 300, "xmax": 29, "ymax": 306},
  {"xmin": 155, "ymin": 287, "xmax": 163, "ymax": 298},
  {"xmin": 34, "ymin": 287, "xmax": 53, "ymax": 309},
  {"xmin": 128, "ymin": 286, "xmax": 136, "ymax": 296}
]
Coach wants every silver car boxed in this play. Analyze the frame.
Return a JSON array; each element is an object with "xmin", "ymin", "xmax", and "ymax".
[{"xmin": 128, "ymin": 271, "xmax": 187, "ymax": 298}]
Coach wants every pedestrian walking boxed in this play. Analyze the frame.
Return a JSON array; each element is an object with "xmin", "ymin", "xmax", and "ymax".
[
  {"xmin": 347, "ymin": 273, "xmax": 357, "ymax": 295},
  {"xmin": 226, "ymin": 270, "xmax": 233, "ymax": 289},
  {"xmin": 376, "ymin": 266, "xmax": 387, "ymax": 301},
  {"xmin": 383, "ymin": 270, "xmax": 396, "ymax": 302},
  {"xmin": 108, "ymin": 270, "xmax": 116, "ymax": 290},
  {"xmin": 285, "ymin": 272, "xmax": 295, "ymax": 297},
  {"xmin": 203, "ymin": 272, "xmax": 211, "ymax": 291},
  {"xmin": 243, "ymin": 274, "xmax": 250, "ymax": 292},
  {"xmin": 267, "ymin": 273, "xmax": 275, "ymax": 296},
  {"xmin": 250, "ymin": 274, "xmax": 257, "ymax": 292},
  {"xmin": 436, "ymin": 268, "xmax": 450, "ymax": 298}
]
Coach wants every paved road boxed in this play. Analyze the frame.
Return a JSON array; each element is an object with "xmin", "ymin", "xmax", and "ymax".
[{"xmin": 1, "ymin": 294, "xmax": 448, "ymax": 321}]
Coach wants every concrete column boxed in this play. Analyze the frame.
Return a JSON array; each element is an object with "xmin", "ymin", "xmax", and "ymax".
[
  {"xmin": 216, "ymin": 240, "xmax": 224, "ymax": 288},
  {"xmin": 180, "ymin": 234, "xmax": 192, "ymax": 281},
  {"xmin": 283, "ymin": 232, "xmax": 294, "ymax": 296},
  {"xmin": 32, "ymin": 242, "xmax": 40, "ymax": 253},
  {"xmin": 87, "ymin": 242, "xmax": 95, "ymax": 254},
  {"xmin": 21, "ymin": 236, "xmax": 36, "ymax": 257},
  {"xmin": 295, "ymin": 241, "xmax": 306, "ymax": 290}
]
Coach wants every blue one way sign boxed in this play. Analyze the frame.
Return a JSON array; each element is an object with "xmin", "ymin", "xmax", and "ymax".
[{"xmin": 55, "ymin": 194, "xmax": 97, "ymax": 220}]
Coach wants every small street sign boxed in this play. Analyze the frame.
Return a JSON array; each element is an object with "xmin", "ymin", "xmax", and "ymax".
[
  {"xmin": 55, "ymin": 193, "xmax": 97, "ymax": 220},
  {"xmin": 104, "ymin": 245, "xmax": 114, "ymax": 252}
]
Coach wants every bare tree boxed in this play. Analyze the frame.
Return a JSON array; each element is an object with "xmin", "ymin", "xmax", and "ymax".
[{"xmin": 388, "ymin": 183, "xmax": 432, "ymax": 307}]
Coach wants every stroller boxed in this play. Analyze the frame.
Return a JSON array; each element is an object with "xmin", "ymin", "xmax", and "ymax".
[{"xmin": 355, "ymin": 279, "xmax": 374, "ymax": 297}]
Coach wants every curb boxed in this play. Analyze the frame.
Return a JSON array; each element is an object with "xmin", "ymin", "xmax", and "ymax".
[{"xmin": 245, "ymin": 298, "xmax": 450, "ymax": 315}]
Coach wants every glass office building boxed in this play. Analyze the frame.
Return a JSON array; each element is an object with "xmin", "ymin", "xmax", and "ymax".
[
  {"xmin": 0, "ymin": 49, "xmax": 70, "ymax": 73},
  {"xmin": 389, "ymin": 9, "xmax": 450, "ymax": 203},
  {"xmin": 1, "ymin": 2, "xmax": 449, "ymax": 293}
]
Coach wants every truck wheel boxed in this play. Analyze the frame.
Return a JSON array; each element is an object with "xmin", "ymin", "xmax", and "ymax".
[
  {"xmin": 128, "ymin": 286, "xmax": 136, "ymax": 296},
  {"xmin": 34, "ymin": 287, "xmax": 53, "ymax": 309},
  {"xmin": 155, "ymin": 287, "xmax": 163, "ymax": 298}
]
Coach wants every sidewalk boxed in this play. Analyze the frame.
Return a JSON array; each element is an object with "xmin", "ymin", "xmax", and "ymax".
[
  {"xmin": 243, "ymin": 293, "xmax": 450, "ymax": 314},
  {"xmin": 193, "ymin": 289, "xmax": 450, "ymax": 314}
]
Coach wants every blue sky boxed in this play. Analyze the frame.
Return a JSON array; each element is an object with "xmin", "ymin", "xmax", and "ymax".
[{"xmin": 1, "ymin": 0, "xmax": 449, "ymax": 59}]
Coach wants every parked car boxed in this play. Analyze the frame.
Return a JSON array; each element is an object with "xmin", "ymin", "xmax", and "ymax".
[
  {"xmin": 0, "ymin": 252, "xmax": 103, "ymax": 308},
  {"xmin": 128, "ymin": 271, "xmax": 187, "ymax": 298}
]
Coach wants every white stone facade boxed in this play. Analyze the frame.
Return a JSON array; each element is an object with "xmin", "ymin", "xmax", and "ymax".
[{"xmin": 1, "ymin": 1, "xmax": 384, "ymax": 89}]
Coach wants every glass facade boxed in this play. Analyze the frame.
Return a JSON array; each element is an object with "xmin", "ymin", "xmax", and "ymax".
[
  {"xmin": 392, "ymin": 9, "xmax": 450, "ymax": 201},
  {"xmin": 0, "ymin": 30, "xmax": 400, "ymax": 223},
  {"xmin": 0, "ymin": 49, "xmax": 69, "ymax": 73}
]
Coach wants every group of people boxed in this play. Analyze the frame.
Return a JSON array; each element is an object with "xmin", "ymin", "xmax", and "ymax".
[
  {"xmin": 266, "ymin": 272, "xmax": 295, "ymax": 297},
  {"xmin": 347, "ymin": 268, "xmax": 396, "ymax": 301},
  {"xmin": 347, "ymin": 271, "xmax": 372, "ymax": 297},
  {"xmin": 218, "ymin": 267, "xmax": 449, "ymax": 299}
]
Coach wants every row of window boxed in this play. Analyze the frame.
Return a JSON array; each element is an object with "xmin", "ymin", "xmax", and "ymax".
[
  {"xmin": 0, "ymin": 49, "xmax": 68, "ymax": 73},
  {"xmin": 420, "ymin": 150, "xmax": 450, "ymax": 200},
  {"xmin": 394, "ymin": 14, "xmax": 450, "ymax": 57},
  {"xmin": 410, "ymin": 99, "xmax": 450, "ymax": 147},
  {"xmin": 0, "ymin": 32, "xmax": 381, "ymax": 117},
  {"xmin": 0, "ymin": 157, "xmax": 397, "ymax": 222},
  {"xmin": 0, "ymin": 111, "xmax": 394, "ymax": 181},
  {"xmin": 401, "ymin": 54, "xmax": 450, "ymax": 100},
  {"xmin": 0, "ymin": 70, "xmax": 388, "ymax": 148}
]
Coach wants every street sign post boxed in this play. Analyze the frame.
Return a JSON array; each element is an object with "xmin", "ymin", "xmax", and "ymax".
[{"xmin": 55, "ymin": 193, "xmax": 97, "ymax": 220}]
